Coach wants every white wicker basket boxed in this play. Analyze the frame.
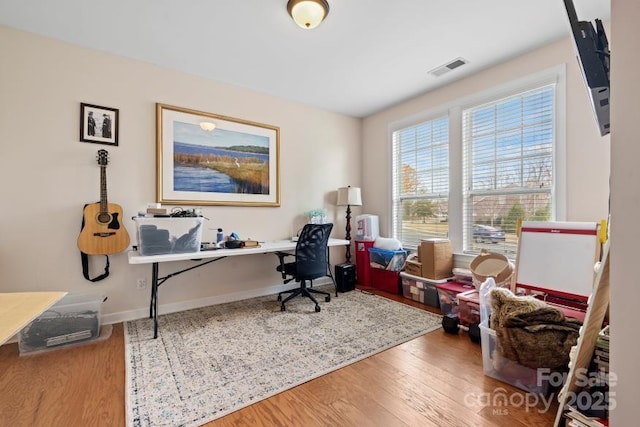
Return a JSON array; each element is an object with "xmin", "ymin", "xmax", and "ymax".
[{"xmin": 469, "ymin": 251, "xmax": 513, "ymax": 289}]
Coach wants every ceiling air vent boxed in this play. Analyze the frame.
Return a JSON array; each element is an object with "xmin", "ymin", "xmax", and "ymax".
[{"xmin": 428, "ymin": 57, "xmax": 467, "ymax": 77}]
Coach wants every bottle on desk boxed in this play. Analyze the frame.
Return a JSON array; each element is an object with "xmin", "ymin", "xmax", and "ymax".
[{"xmin": 216, "ymin": 228, "xmax": 224, "ymax": 246}]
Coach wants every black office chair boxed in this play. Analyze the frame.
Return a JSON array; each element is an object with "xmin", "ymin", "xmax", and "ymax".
[{"xmin": 276, "ymin": 223, "xmax": 333, "ymax": 312}]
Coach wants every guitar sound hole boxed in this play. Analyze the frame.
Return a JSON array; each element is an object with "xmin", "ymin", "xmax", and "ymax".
[{"xmin": 97, "ymin": 212, "xmax": 112, "ymax": 224}]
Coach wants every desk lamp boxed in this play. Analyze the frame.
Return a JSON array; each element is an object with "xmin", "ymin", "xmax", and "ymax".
[{"xmin": 336, "ymin": 186, "xmax": 362, "ymax": 263}]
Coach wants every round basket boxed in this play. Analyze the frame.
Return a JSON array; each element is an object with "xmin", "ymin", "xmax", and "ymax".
[{"xmin": 469, "ymin": 251, "xmax": 513, "ymax": 288}]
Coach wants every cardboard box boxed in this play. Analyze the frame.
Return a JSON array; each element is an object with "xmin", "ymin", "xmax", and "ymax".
[
  {"xmin": 404, "ymin": 258, "xmax": 422, "ymax": 276},
  {"xmin": 419, "ymin": 239, "xmax": 453, "ymax": 279}
]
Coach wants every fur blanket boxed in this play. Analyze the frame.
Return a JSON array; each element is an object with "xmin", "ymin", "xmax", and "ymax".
[{"xmin": 490, "ymin": 288, "xmax": 582, "ymax": 370}]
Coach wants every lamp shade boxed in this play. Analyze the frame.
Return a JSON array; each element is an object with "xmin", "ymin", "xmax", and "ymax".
[
  {"xmin": 287, "ymin": 0, "xmax": 329, "ymax": 29},
  {"xmin": 337, "ymin": 186, "xmax": 362, "ymax": 206}
]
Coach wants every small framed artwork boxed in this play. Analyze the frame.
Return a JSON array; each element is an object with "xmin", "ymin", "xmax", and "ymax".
[
  {"xmin": 80, "ymin": 103, "xmax": 119, "ymax": 146},
  {"xmin": 156, "ymin": 103, "xmax": 280, "ymax": 207}
]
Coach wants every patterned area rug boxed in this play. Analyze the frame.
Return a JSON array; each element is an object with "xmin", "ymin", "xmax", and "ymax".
[{"xmin": 124, "ymin": 288, "xmax": 442, "ymax": 426}]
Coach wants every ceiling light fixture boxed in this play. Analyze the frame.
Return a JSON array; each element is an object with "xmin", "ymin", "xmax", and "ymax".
[
  {"xmin": 199, "ymin": 122, "xmax": 216, "ymax": 131},
  {"xmin": 287, "ymin": 0, "xmax": 329, "ymax": 29}
]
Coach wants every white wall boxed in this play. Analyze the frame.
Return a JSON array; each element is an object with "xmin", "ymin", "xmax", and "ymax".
[
  {"xmin": 362, "ymin": 33, "xmax": 611, "ymax": 237},
  {"xmin": 610, "ymin": 0, "xmax": 640, "ymax": 424},
  {"xmin": 0, "ymin": 25, "xmax": 362, "ymax": 324}
]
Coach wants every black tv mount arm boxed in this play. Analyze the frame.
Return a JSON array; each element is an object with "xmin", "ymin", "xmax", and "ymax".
[{"xmin": 563, "ymin": 0, "xmax": 579, "ymax": 29}]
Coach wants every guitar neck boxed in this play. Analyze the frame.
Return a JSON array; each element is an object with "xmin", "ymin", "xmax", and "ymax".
[{"xmin": 100, "ymin": 165, "xmax": 108, "ymax": 212}]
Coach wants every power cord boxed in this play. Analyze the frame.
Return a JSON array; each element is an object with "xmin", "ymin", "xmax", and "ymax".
[
  {"xmin": 169, "ymin": 207, "xmax": 199, "ymax": 217},
  {"xmin": 168, "ymin": 207, "xmax": 210, "ymax": 220}
]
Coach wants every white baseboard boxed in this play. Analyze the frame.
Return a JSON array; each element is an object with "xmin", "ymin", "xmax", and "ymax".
[{"xmin": 102, "ymin": 277, "xmax": 335, "ymax": 326}]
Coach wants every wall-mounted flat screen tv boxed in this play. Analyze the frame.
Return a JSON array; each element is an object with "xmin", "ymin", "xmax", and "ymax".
[{"xmin": 563, "ymin": 0, "xmax": 610, "ymax": 136}]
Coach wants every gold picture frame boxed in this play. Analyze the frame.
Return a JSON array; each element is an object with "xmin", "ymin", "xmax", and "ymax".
[{"xmin": 156, "ymin": 103, "xmax": 280, "ymax": 207}]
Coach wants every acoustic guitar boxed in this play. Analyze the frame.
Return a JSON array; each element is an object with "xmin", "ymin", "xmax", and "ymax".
[{"xmin": 77, "ymin": 149, "xmax": 130, "ymax": 255}]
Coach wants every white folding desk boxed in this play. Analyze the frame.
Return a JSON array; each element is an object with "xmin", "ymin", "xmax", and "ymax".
[{"xmin": 128, "ymin": 238, "xmax": 349, "ymax": 338}]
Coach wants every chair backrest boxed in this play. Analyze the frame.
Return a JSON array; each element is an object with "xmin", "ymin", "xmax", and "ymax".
[{"xmin": 295, "ymin": 223, "xmax": 333, "ymax": 280}]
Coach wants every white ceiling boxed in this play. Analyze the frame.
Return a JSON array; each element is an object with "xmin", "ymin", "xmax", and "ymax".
[{"xmin": 0, "ymin": 0, "xmax": 610, "ymax": 118}]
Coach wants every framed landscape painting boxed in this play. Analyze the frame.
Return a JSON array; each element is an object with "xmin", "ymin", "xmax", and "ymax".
[{"xmin": 156, "ymin": 103, "xmax": 280, "ymax": 206}]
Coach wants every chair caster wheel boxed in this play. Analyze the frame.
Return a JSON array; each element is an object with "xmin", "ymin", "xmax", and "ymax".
[
  {"xmin": 280, "ymin": 304, "xmax": 286, "ymax": 311},
  {"xmin": 315, "ymin": 305, "xmax": 321, "ymax": 313},
  {"xmin": 277, "ymin": 295, "xmax": 282, "ymax": 302},
  {"xmin": 325, "ymin": 295, "xmax": 331, "ymax": 302}
]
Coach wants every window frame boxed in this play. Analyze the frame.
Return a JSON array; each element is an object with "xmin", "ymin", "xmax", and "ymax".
[
  {"xmin": 391, "ymin": 115, "xmax": 450, "ymax": 248},
  {"xmin": 389, "ymin": 65, "xmax": 566, "ymax": 259},
  {"xmin": 462, "ymin": 84, "xmax": 557, "ymax": 255}
]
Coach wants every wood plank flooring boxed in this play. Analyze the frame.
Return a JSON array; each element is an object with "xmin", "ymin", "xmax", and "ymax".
[{"xmin": 0, "ymin": 288, "xmax": 558, "ymax": 426}]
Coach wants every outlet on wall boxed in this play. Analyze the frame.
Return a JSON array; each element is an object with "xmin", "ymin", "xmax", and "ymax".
[{"xmin": 136, "ymin": 278, "xmax": 147, "ymax": 290}]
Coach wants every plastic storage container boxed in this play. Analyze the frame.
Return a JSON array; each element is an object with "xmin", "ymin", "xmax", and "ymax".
[
  {"xmin": 355, "ymin": 214, "xmax": 379, "ymax": 241},
  {"xmin": 400, "ymin": 272, "xmax": 441, "ymax": 308},
  {"xmin": 369, "ymin": 268, "xmax": 401, "ymax": 294},
  {"xmin": 479, "ymin": 277, "xmax": 497, "ymax": 325},
  {"xmin": 435, "ymin": 281, "xmax": 475, "ymax": 317},
  {"xmin": 452, "ymin": 267, "xmax": 474, "ymax": 287},
  {"xmin": 480, "ymin": 320, "xmax": 549, "ymax": 395},
  {"xmin": 355, "ymin": 240, "xmax": 374, "ymax": 286},
  {"xmin": 457, "ymin": 289, "xmax": 481, "ymax": 326},
  {"xmin": 135, "ymin": 217, "xmax": 203, "ymax": 255},
  {"xmin": 368, "ymin": 247, "xmax": 408, "ymax": 271},
  {"xmin": 18, "ymin": 293, "xmax": 104, "ymax": 354}
]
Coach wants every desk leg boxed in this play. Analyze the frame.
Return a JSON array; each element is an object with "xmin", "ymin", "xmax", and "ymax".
[
  {"xmin": 326, "ymin": 264, "xmax": 338, "ymax": 296},
  {"xmin": 144, "ymin": 258, "xmax": 225, "ymax": 339},
  {"xmin": 327, "ymin": 249, "xmax": 337, "ymax": 297},
  {"xmin": 151, "ymin": 262, "xmax": 159, "ymax": 339}
]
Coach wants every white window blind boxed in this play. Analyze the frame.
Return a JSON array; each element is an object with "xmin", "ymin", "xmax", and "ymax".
[
  {"xmin": 462, "ymin": 84, "xmax": 555, "ymax": 256},
  {"xmin": 392, "ymin": 116, "xmax": 449, "ymax": 248}
]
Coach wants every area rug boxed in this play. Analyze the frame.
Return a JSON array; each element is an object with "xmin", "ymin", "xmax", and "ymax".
[{"xmin": 124, "ymin": 288, "xmax": 442, "ymax": 426}]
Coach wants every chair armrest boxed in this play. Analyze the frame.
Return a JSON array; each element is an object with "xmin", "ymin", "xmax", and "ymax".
[
  {"xmin": 274, "ymin": 251, "xmax": 294, "ymax": 258},
  {"xmin": 274, "ymin": 251, "xmax": 294, "ymax": 279}
]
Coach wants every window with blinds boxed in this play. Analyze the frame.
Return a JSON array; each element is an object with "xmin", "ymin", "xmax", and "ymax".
[
  {"xmin": 462, "ymin": 84, "xmax": 555, "ymax": 256},
  {"xmin": 392, "ymin": 116, "xmax": 449, "ymax": 249}
]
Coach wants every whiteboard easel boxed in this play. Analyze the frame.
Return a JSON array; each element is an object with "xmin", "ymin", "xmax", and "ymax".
[{"xmin": 512, "ymin": 221, "xmax": 601, "ymax": 299}]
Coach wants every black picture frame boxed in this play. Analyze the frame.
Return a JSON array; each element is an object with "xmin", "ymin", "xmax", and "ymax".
[{"xmin": 80, "ymin": 103, "xmax": 119, "ymax": 146}]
